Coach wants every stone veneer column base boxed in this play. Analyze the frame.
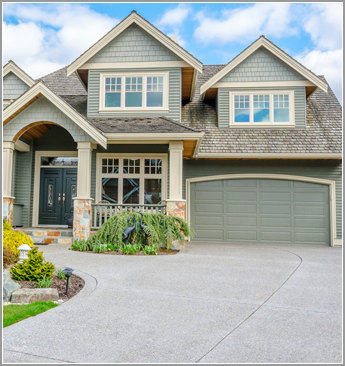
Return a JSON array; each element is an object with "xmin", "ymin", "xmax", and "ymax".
[
  {"xmin": 166, "ymin": 200, "xmax": 186, "ymax": 249},
  {"xmin": 3, "ymin": 197, "xmax": 14, "ymax": 227},
  {"xmin": 73, "ymin": 199, "xmax": 92, "ymax": 242}
]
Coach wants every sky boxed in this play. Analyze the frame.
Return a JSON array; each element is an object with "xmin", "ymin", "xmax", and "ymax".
[{"xmin": 2, "ymin": 2, "xmax": 343, "ymax": 102}]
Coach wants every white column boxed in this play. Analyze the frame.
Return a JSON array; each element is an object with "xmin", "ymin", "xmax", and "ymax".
[
  {"xmin": 3, "ymin": 141, "xmax": 15, "ymax": 198},
  {"xmin": 76, "ymin": 142, "xmax": 93, "ymax": 199},
  {"xmin": 168, "ymin": 141, "xmax": 184, "ymax": 200}
]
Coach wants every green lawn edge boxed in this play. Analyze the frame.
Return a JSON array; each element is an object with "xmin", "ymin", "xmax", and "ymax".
[{"xmin": 3, "ymin": 301, "xmax": 59, "ymax": 328}]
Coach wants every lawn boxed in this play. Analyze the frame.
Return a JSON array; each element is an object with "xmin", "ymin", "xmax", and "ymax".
[{"xmin": 3, "ymin": 301, "xmax": 59, "ymax": 327}]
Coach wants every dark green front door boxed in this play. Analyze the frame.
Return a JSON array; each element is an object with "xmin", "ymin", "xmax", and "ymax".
[{"xmin": 39, "ymin": 168, "xmax": 77, "ymax": 225}]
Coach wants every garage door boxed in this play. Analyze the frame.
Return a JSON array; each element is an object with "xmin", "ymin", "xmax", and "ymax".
[{"xmin": 190, "ymin": 179, "xmax": 330, "ymax": 245}]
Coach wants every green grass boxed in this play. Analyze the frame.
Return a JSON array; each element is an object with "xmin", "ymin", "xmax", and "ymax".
[{"xmin": 3, "ymin": 301, "xmax": 59, "ymax": 328}]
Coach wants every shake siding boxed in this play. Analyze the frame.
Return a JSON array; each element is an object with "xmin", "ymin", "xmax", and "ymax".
[
  {"xmin": 90, "ymin": 144, "xmax": 169, "ymax": 202},
  {"xmin": 88, "ymin": 24, "xmax": 182, "ymax": 63},
  {"xmin": 3, "ymin": 72, "xmax": 30, "ymax": 100},
  {"xmin": 218, "ymin": 86, "xmax": 306, "ymax": 128},
  {"xmin": 183, "ymin": 159, "xmax": 342, "ymax": 239},
  {"xmin": 87, "ymin": 68, "xmax": 181, "ymax": 122},
  {"xmin": 219, "ymin": 47, "xmax": 306, "ymax": 82}
]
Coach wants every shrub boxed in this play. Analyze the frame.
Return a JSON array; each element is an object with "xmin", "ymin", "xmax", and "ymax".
[
  {"xmin": 3, "ymin": 247, "xmax": 18, "ymax": 267},
  {"xmin": 10, "ymin": 247, "xmax": 55, "ymax": 281},
  {"xmin": 3, "ymin": 219, "xmax": 12, "ymax": 231},
  {"xmin": 35, "ymin": 275, "xmax": 53, "ymax": 288},
  {"xmin": 142, "ymin": 244, "xmax": 158, "ymax": 256},
  {"xmin": 70, "ymin": 239, "xmax": 90, "ymax": 252},
  {"xmin": 122, "ymin": 243, "xmax": 142, "ymax": 255},
  {"xmin": 3, "ymin": 223, "xmax": 34, "ymax": 255},
  {"xmin": 56, "ymin": 269, "xmax": 66, "ymax": 280}
]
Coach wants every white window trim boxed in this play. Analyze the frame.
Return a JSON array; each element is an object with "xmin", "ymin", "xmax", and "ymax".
[
  {"xmin": 99, "ymin": 71, "xmax": 169, "ymax": 112},
  {"xmin": 96, "ymin": 153, "xmax": 168, "ymax": 205},
  {"xmin": 229, "ymin": 90, "xmax": 295, "ymax": 127}
]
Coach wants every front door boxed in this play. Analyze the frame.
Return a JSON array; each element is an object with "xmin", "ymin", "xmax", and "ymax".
[{"xmin": 39, "ymin": 168, "xmax": 77, "ymax": 225}]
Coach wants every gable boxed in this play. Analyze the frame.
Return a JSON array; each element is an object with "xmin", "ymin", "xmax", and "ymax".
[
  {"xmin": 3, "ymin": 72, "xmax": 30, "ymax": 100},
  {"xmin": 88, "ymin": 24, "xmax": 182, "ymax": 63},
  {"xmin": 220, "ymin": 47, "xmax": 307, "ymax": 83}
]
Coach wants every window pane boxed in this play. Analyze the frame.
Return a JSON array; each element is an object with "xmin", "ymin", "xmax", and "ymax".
[
  {"xmin": 144, "ymin": 179, "xmax": 162, "ymax": 204},
  {"xmin": 123, "ymin": 178, "xmax": 139, "ymax": 204},
  {"xmin": 274, "ymin": 109, "xmax": 289, "ymax": 122},
  {"xmin": 40, "ymin": 157, "xmax": 78, "ymax": 166},
  {"xmin": 105, "ymin": 93, "xmax": 121, "ymax": 107},
  {"xmin": 234, "ymin": 109, "xmax": 250, "ymax": 122},
  {"xmin": 102, "ymin": 178, "xmax": 118, "ymax": 203},
  {"xmin": 273, "ymin": 94, "xmax": 290, "ymax": 122},
  {"xmin": 125, "ymin": 92, "xmax": 142, "ymax": 107},
  {"xmin": 147, "ymin": 92, "xmax": 163, "ymax": 107},
  {"xmin": 254, "ymin": 109, "xmax": 270, "ymax": 122},
  {"xmin": 123, "ymin": 159, "xmax": 140, "ymax": 174}
]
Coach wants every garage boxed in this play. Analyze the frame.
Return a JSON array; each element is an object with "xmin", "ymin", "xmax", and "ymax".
[{"xmin": 189, "ymin": 178, "xmax": 330, "ymax": 245}]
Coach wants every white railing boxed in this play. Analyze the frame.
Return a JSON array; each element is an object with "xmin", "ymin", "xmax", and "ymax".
[{"xmin": 91, "ymin": 203, "xmax": 167, "ymax": 229}]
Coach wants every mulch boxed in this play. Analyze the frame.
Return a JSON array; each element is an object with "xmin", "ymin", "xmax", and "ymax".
[
  {"xmin": 70, "ymin": 248, "xmax": 179, "ymax": 255},
  {"xmin": 13, "ymin": 274, "xmax": 85, "ymax": 301}
]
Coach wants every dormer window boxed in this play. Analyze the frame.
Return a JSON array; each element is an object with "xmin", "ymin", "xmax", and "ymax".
[
  {"xmin": 100, "ymin": 72, "xmax": 169, "ymax": 112},
  {"xmin": 229, "ymin": 90, "xmax": 295, "ymax": 127}
]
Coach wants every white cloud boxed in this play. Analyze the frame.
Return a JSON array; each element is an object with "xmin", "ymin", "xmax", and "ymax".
[
  {"xmin": 158, "ymin": 4, "xmax": 191, "ymax": 27},
  {"xmin": 303, "ymin": 3, "xmax": 342, "ymax": 51},
  {"xmin": 3, "ymin": 4, "xmax": 119, "ymax": 78},
  {"xmin": 194, "ymin": 3, "xmax": 296, "ymax": 45},
  {"xmin": 296, "ymin": 49, "xmax": 342, "ymax": 103}
]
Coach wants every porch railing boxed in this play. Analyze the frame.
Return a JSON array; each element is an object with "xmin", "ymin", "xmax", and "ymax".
[{"xmin": 91, "ymin": 203, "xmax": 167, "ymax": 229}]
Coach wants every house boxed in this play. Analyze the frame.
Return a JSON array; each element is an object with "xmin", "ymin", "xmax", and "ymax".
[{"xmin": 3, "ymin": 11, "xmax": 342, "ymax": 247}]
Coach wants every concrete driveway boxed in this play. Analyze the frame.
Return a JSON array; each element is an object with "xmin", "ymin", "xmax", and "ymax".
[{"xmin": 3, "ymin": 242, "xmax": 342, "ymax": 363}]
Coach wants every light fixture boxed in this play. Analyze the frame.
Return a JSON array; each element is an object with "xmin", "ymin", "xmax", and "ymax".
[
  {"xmin": 18, "ymin": 244, "xmax": 32, "ymax": 263},
  {"xmin": 63, "ymin": 267, "xmax": 74, "ymax": 296}
]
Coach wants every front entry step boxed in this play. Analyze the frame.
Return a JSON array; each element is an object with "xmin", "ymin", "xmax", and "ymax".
[{"xmin": 15, "ymin": 228, "xmax": 73, "ymax": 245}]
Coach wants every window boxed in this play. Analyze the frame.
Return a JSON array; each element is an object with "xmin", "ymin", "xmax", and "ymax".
[
  {"xmin": 100, "ymin": 72, "xmax": 169, "ymax": 112},
  {"xmin": 97, "ymin": 155, "xmax": 166, "ymax": 205},
  {"xmin": 230, "ymin": 91, "xmax": 294, "ymax": 126}
]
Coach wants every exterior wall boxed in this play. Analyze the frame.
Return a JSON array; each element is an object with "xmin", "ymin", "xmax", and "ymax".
[
  {"xmin": 87, "ymin": 67, "xmax": 181, "ymax": 121},
  {"xmin": 220, "ymin": 47, "xmax": 307, "ymax": 82},
  {"xmin": 88, "ymin": 24, "xmax": 182, "ymax": 63},
  {"xmin": 4, "ymin": 96, "xmax": 94, "ymax": 142},
  {"xmin": 3, "ymin": 72, "xmax": 30, "ymax": 100},
  {"xmin": 91, "ymin": 144, "xmax": 169, "ymax": 202},
  {"xmin": 183, "ymin": 159, "xmax": 342, "ymax": 239},
  {"xmin": 217, "ymin": 86, "xmax": 306, "ymax": 129}
]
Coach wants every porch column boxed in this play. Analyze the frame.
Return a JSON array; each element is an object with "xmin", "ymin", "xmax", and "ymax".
[
  {"xmin": 3, "ymin": 142, "xmax": 15, "ymax": 227},
  {"xmin": 73, "ymin": 142, "xmax": 93, "ymax": 242},
  {"xmin": 167, "ymin": 141, "xmax": 186, "ymax": 220}
]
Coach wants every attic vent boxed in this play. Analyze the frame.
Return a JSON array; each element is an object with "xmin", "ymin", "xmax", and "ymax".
[{"xmin": 170, "ymin": 36, "xmax": 178, "ymax": 44}]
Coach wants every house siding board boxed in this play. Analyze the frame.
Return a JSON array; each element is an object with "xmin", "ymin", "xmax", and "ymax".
[
  {"xmin": 90, "ymin": 144, "xmax": 169, "ymax": 201},
  {"xmin": 183, "ymin": 159, "xmax": 342, "ymax": 239},
  {"xmin": 88, "ymin": 24, "xmax": 182, "ymax": 63},
  {"xmin": 3, "ymin": 96, "xmax": 95, "ymax": 142},
  {"xmin": 218, "ymin": 86, "xmax": 306, "ymax": 128},
  {"xmin": 3, "ymin": 72, "xmax": 30, "ymax": 100},
  {"xmin": 87, "ymin": 68, "xmax": 181, "ymax": 122},
  {"xmin": 219, "ymin": 47, "xmax": 307, "ymax": 82}
]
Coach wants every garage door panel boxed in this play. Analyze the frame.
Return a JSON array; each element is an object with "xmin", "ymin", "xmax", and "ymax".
[
  {"xmin": 195, "ymin": 191, "xmax": 223, "ymax": 201},
  {"xmin": 228, "ymin": 191, "xmax": 257, "ymax": 202},
  {"xmin": 195, "ymin": 180, "xmax": 223, "ymax": 188},
  {"xmin": 261, "ymin": 217, "xmax": 292, "ymax": 228},
  {"xmin": 294, "ymin": 192, "xmax": 326, "ymax": 203},
  {"xmin": 195, "ymin": 216, "xmax": 224, "ymax": 226},
  {"xmin": 295, "ymin": 232, "xmax": 327, "ymax": 244},
  {"xmin": 228, "ymin": 230, "xmax": 257, "ymax": 241},
  {"xmin": 228, "ymin": 204, "xmax": 257, "ymax": 214},
  {"xmin": 195, "ymin": 229, "xmax": 224, "ymax": 240},
  {"xmin": 261, "ymin": 192, "xmax": 291, "ymax": 202},
  {"xmin": 194, "ymin": 203, "xmax": 223, "ymax": 213},
  {"xmin": 227, "ymin": 216, "xmax": 257, "ymax": 228},
  {"xmin": 295, "ymin": 218, "xmax": 326, "ymax": 229},
  {"xmin": 227, "ymin": 179, "xmax": 257, "ymax": 188},
  {"xmin": 293, "ymin": 181, "xmax": 325, "ymax": 189},
  {"xmin": 261, "ymin": 231, "xmax": 292, "ymax": 242},
  {"xmin": 260, "ymin": 179, "xmax": 290, "ymax": 188},
  {"xmin": 294, "ymin": 205, "xmax": 326, "ymax": 216},
  {"xmin": 260, "ymin": 204, "xmax": 291, "ymax": 214}
]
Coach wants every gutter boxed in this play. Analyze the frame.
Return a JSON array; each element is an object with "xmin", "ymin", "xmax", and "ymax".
[{"xmin": 196, "ymin": 153, "xmax": 342, "ymax": 160}]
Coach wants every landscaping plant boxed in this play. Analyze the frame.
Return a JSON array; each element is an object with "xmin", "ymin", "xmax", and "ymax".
[
  {"xmin": 3, "ymin": 219, "xmax": 34, "ymax": 255},
  {"xmin": 57, "ymin": 269, "xmax": 67, "ymax": 280},
  {"xmin": 122, "ymin": 243, "xmax": 142, "ymax": 255},
  {"xmin": 142, "ymin": 244, "xmax": 158, "ymax": 256},
  {"xmin": 35, "ymin": 275, "xmax": 53, "ymax": 288},
  {"xmin": 10, "ymin": 247, "xmax": 55, "ymax": 281},
  {"xmin": 3, "ymin": 247, "xmax": 18, "ymax": 268}
]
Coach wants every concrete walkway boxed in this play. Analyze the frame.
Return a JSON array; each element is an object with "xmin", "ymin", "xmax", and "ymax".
[{"xmin": 3, "ymin": 243, "xmax": 342, "ymax": 363}]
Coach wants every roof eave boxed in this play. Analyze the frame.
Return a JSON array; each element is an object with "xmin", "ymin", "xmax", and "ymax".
[{"xmin": 3, "ymin": 61, "xmax": 35, "ymax": 87}]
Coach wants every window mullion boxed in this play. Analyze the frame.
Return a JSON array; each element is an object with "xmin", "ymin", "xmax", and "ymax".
[
  {"xmin": 250, "ymin": 94, "xmax": 253, "ymax": 125},
  {"xmin": 270, "ymin": 94, "xmax": 273, "ymax": 124},
  {"xmin": 119, "ymin": 158, "xmax": 123, "ymax": 204}
]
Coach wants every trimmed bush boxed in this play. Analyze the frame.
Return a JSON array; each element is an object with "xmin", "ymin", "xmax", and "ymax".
[
  {"xmin": 3, "ymin": 220, "xmax": 34, "ymax": 255},
  {"xmin": 3, "ymin": 247, "xmax": 18, "ymax": 267},
  {"xmin": 3, "ymin": 219, "xmax": 12, "ymax": 231},
  {"xmin": 10, "ymin": 247, "xmax": 55, "ymax": 281}
]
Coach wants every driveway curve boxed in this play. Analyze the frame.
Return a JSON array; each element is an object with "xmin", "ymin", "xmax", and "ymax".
[{"xmin": 3, "ymin": 242, "xmax": 342, "ymax": 363}]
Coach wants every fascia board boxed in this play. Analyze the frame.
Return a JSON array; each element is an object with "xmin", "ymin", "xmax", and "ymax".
[
  {"xmin": 3, "ymin": 62, "xmax": 35, "ymax": 87},
  {"xmin": 67, "ymin": 14, "xmax": 202, "ymax": 76},
  {"xmin": 3, "ymin": 82, "xmax": 107, "ymax": 148},
  {"xmin": 14, "ymin": 140, "xmax": 30, "ymax": 152},
  {"xmin": 200, "ymin": 38, "xmax": 328, "ymax": 94},
  {"xmin": 105, "ymin": 132, "xmax": 204, "ymax": 140},
  {"xmin": 197, "ymin": 153, "xmax": 342, "ymax": 159}
]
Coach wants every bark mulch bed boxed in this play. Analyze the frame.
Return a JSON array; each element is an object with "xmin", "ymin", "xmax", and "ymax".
[
  {"xmin": 13, "ymin": 274, "xmax": 85, "ymax": 301},
  {"xmin": 70, "ymin": 248, "xmax": 179, "ymax": 255}
]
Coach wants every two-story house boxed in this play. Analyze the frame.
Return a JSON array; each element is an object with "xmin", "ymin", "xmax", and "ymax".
[{"xmin": 3, "ymin": 11, "xmax": 342, "ymax": 247}]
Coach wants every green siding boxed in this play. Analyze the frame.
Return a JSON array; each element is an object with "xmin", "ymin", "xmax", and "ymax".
[
  {"xmin": 3, "ymin": 72, "xmax": 30, "ymax": 100},
  {"xmin": 90, "ymin": 144, "xmax": 169, "ymax": 201},
  {"xmin": 217, "ymin": 86, "xmax": 306, "ymax": 128},
  {"xmin": 88, "ymin": 24, "xmax": 182, "ymax": 63},
  {"xmin": 220, "ymin": 47, "xmax": 306, "ymax": 82},
  {"xmin": 183, "ymin": 159, "xmax": 342, "ymax": 239},
  {"xmin": 87, "ymin": 68, "xmax": 181, "ymax": 121}
]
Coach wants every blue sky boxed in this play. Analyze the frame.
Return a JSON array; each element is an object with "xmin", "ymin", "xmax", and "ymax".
[{"xmin": 3, "ymin": 3, "xmax": 343, "ymax": 101}]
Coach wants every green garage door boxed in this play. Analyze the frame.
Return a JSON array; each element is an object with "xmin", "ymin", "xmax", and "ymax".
[{"xmin": 190, "ymin": 179, "xmax": 330, "ymax": 245}]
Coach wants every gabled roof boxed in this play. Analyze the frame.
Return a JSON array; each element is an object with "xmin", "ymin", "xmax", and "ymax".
[
  {"xmin": 200, "ymin": 36, "xmax": 328, "ymax": 95},
  {"xmin": 3, "ymin": 81, "xmax": 107, "ymax": 148},
  {"xmin": 67, "ymin": 11, "xmax": 203, "ymax": 76},
  {"xmin": 3, "ymin": 60, "xmax": 36, "ymax": 88}
]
